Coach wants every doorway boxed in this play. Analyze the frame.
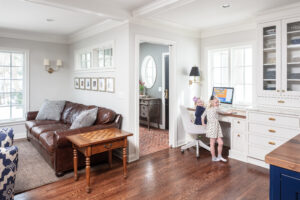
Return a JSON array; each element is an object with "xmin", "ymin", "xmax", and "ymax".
[{"xmin": 138, "ymin": 42, "xmax": 170, "ymax": 157}]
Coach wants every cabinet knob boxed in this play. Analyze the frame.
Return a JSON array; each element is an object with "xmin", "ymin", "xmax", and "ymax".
[
  {"xmin": 268, "ymin": 117, "xmax": 276, "ymax": 121},
  {"xmin": 278, "ymin": 100, "xmax": 285, "ymax": 104},
  {"xmin": 281, "ymin": 90, "xmax": 285, "ymax": 93},
  {"xmin": 268, "ymin": 129, "xmax": 276, "ymax": 133},
  {"xmin": 104, "ymin": 143, "xmax": 112, "ymax": 149},
  {"xmin": 237, "ymin": 134, "xmax": 240, "ymax": 137},
  {"xmin": 276, "ymin": 90, "xmax": 280, "ymax": 92},
  {"xmin": 237, "ymin": 121, "xmax": 240, "ymax": 124},
  {"xmin": 268, "ymin": 141, "xmax": 276, "ymax": 145}
]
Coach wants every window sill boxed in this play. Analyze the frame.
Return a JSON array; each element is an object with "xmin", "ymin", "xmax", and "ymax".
[{"xmin": 0, "ymin": 119, "xmax": 26, "ymax": 126}]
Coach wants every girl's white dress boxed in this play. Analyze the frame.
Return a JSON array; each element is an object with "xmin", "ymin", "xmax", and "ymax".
[{"xmin": 201, "ymin": 107, "xmax": 223, "ymax": 138}]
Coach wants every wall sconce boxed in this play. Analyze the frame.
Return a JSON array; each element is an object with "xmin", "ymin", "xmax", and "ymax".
[
  {"xmin": 189, "ymin": 66, "xmax": 201, "ymax": 85},
  {"xmin": 44, "ymin": 59, "xmax": 62, "ymax": 74}
]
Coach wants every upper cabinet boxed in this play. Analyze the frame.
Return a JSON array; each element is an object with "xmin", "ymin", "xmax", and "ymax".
[{"xmin": 258, "ymin": 18, "xmax": 300, "ymax": 98}]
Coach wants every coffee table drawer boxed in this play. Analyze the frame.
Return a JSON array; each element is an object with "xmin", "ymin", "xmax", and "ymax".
[{"xmin": 92, "ymin": 140, "xmax": 125, "ymax": 154}]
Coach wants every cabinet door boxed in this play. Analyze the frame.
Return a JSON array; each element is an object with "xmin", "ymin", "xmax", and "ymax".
[
  {"xmin": 257, "ymin": 21, "xmax": 281, "ymax": 97},
  {"xmin": 282, "ymin": 17, "xmax": 300, "ymax": 97}
]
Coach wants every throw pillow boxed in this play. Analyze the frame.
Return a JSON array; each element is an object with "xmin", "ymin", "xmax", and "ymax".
[
  {"xmin": 36, "ymin": 100, "xmax": 66, "ymax": 121},
  {"xmin": 70, "ymin": 108, "xmax": 98, "ymax": 129}
]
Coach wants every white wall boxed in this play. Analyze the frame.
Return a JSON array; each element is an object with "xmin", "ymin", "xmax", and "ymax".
[
  {"xmin": 0, "ymin": 37, "xmax": 70, "ymax": 139},
  {"xmin": 200, "ymin": 29, "xmax": 257, "ymax": 101}
]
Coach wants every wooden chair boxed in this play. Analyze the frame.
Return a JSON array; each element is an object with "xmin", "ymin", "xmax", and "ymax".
[{"xmin": 180, "ymin": 106, "xmax": 210, "ymax": 158}]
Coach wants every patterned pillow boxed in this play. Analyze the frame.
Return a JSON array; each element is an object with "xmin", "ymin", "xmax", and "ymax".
[
  {"xmin": 70, "ymin": 108, "xmax": 98, "ymax": 129},
  {"xmin": 0, "ymin": 128, "xmax": 14, "ymax": 148},
  {"xmin": 36, "ymin": 100, "xmax": 66, "ymax": 121}
]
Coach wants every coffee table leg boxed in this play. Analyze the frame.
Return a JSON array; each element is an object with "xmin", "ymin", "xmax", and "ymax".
[
  {"xmin": 73, "ymin": 148, "xmax": 78, "ymax": 181},
  {"xmin": 108, "ymin": 150, "xmax": 112, "ymax": 168},
  {"xmin": 86, "ymin": 156, "xmax": 91, "ymax": 193},
  {"xmin": 123, "ymin": 139, "xmax": 127, "ymax": 179}
]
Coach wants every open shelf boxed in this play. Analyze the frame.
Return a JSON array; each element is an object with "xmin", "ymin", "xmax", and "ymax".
[
  {"xmin": 287, "ymin": 44, "xmax": 300, "ymax": 49},
  {"xmin": 288, "ymin": 79, "xmax": 300, "ymax": 81},
  {"xmin": 287, "ymin": 30, "xmax": 300, "ymax": 34},
  {"xmin": 263, "ymin": 48, "xmax": 276, "ymax": 52},
  {"xmin": 264, "ymin": 63, "xmax": 276, "ymax": 66}
]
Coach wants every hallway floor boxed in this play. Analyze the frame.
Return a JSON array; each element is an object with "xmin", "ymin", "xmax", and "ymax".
[{"xmin": 139, "ymin": 125, "xmax": 169, "ymax": 157}]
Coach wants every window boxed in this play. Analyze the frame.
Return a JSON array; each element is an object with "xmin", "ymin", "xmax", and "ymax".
[
  {"xmin": 80, "ymin": 52, "xmax": 91, "ymax": 69},
  {"xmin": 0, "ymin": 51, "xmax": 26, "ymax": 121},
  {"xmin": 208, "ymin": 45, "xmax": 253, "ymax": 105},
  {"xmin": 141, "ymin": 56, "xmax": 157, "ymax": 88}
]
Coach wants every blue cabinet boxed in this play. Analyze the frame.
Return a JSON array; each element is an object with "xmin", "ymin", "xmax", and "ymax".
[{"xmin": 270, "ymin": 165, "xmax": 300, "ymax": 200}]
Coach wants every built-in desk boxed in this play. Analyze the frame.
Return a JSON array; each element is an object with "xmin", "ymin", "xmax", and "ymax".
[{"xmin": 265, "ymin": 134, "xmax": 300, "ymax": 200}]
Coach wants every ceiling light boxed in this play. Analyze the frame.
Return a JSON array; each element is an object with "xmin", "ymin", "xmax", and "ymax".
[
  {"xmin": 46, "ymin": 18, "xmax": 55, "ymax": 22},
  {"xmin": 222, "ymin": 4, "xmax": 230, "ymax": 8}
]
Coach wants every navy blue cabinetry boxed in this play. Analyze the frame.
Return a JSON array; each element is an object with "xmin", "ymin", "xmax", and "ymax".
[{"xmin": 270, "ymin": 165, "xmax": 300, "ymax": 200}]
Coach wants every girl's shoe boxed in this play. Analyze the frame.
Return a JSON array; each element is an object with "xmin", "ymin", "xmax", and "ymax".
[
  {"xmin": 212, "ymin": 157, "xmax": 219, "ymax": 162},
  {"xmin": 217, "ymin": 156, "xmax": 227, "ymax": 162}
]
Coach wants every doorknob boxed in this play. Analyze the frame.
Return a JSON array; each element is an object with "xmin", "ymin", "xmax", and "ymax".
[{"xmin": 164, "ymin": 89, "xmax": 168, "ymax": 99}]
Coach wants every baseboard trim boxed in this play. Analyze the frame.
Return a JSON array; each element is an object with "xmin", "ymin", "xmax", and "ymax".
[{"xmin": 247, "ymin": 157, "xmax": 269, "ymax": 169}]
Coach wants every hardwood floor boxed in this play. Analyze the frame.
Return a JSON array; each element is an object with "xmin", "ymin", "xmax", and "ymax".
[{"xmin": 15, "ymin": 147, "xmax": 269, "ymax": 200}]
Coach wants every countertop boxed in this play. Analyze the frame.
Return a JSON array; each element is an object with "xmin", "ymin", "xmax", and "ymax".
[
  {"xmin": 265, "ymin": 134, "xmax": 300, "ymax": 172},
  {"xmin": 187, "ymin": 107, "xmax": 247, "ymax": 119}
]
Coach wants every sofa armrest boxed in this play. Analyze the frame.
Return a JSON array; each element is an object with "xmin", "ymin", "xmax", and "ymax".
[
  {"xmin": 53, "ymin": 123, "xmax": 120, "ymax": 148},
  {"xmin": 26, "ymin": 111, "xmax": 38, "ymax": 121}
]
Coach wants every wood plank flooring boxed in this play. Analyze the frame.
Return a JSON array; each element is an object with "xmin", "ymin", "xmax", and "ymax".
[{"xmin": 15, "ymin": 147, "xmax": 269, "ymax": 200}]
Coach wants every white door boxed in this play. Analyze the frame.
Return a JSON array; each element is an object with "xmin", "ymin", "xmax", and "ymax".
[
  {"xmin": 257, "ymin": 21, "xmax": 282, "ymax": 97},
  {"xmin": 282, "ymin": 17, "xmax": 300, "ymax": 97}
]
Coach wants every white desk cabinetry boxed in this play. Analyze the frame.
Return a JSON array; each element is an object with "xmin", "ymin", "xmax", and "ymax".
[
  {"xmin": 229, "ymin": 118, "xmax": 247, "ymax": 162},
  {"xmin": 247, "ymin": 110, "xmax": 300, "ymax": 167}
]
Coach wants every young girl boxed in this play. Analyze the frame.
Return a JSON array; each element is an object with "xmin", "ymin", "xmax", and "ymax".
[
  {"xmin": 194, "ymin": 98, "xmax": 206, "ymax": 125},
  {"xmin": 201, "ymin": 96, "xmax": 227, "ymax": 162}
]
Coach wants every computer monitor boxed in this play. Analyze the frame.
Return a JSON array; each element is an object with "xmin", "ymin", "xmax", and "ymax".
[{"xmin": 212, "ymin": 87, "xmax": 234, "ymax": 104}]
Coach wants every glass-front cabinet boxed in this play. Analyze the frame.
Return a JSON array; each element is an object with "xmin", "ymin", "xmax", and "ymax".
[
  {"xmin": 282, "ymin": 18, "xmax": 300, "ymax": 96},
  {"xmin": 258, "ymin": 18, "xmax": 300, "ymax": 97},
  {"xmin": 258, "ymin": 21, "xmax": 281, "ymax": 96}
]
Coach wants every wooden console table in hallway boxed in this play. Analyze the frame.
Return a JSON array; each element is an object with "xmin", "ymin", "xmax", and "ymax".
[{"xmin": 66, "ymin": 128, "xmax": 133, "ymax": 193}]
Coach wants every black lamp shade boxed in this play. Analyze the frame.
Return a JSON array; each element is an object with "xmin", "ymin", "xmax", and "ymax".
[{"xmin": 189, "ymin": 66, "xmax": 200, "ymax": 77}]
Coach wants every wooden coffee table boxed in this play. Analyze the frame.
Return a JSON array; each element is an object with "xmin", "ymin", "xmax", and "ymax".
[{"xmin": 66, "ymin": 128, "xmax": 133, "ymax": 193}]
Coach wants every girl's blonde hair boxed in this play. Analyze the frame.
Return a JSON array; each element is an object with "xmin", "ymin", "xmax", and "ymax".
[{"xmin": 207, "ymin": 95, "xmax": 219, "ymax": 109}]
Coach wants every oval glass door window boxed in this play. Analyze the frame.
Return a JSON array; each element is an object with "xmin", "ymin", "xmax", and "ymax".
[{"xmin": 141, "ymin": 56, "xmax": 157, "ymax": 88}]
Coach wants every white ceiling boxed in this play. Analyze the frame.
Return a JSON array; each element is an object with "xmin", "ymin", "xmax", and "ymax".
[
  {"xmin": 0, "ymin": 0, "xmax": 299, "ymax": 36},
  {"xmin": 151, "ymin": 0, "xmax": 300, "ymax": 30}
]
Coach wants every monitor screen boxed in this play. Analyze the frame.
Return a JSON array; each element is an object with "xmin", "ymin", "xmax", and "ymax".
[{"xmin": 212, "ymin": 87, "xmax": 234, "ymax": 104}]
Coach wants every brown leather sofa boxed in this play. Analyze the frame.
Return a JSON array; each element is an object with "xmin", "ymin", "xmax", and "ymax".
[{"xmin": 25, "ymin": 101, "xmax": 122, "ymax": 176}]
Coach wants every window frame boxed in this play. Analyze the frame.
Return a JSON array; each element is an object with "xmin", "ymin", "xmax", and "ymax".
[
  {"xmin": 0, "ymin": 47, "xmax": 29, "ymax": 124},
  {"xmin": 207, "ymin": 43, "xmax": 254, "ymax": 106}
]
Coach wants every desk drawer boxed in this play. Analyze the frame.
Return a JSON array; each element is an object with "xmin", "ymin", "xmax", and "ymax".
[
  {"xmin": 232, "ymin": 119, "xmax": 246, "ymax": 131},
  {"xmin": 249, "ymin": 134, "xmax": 287, "ymax": 149},
  {"xmin": 249, "ymin": 124, "xmax": 299, "ymax": 139},
  {"xmin": 91, "ymin": 140, "xmax": 125, "ymax": 154},
  {"xmin": 248, "ymin": 112, "xmax": 299, "ymax": 129}
]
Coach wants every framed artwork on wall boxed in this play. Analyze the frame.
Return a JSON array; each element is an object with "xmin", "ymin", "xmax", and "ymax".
[
  {"xmin": 98, "ymin": 78, "xmax": 106, "ymax": 92},
  {"xmin": 85, "ymin": 78, "xmax": 91, "ymax": 90},
  {"xmin": 91, "ymin": 78, "xmax": 98, "ymax": 91},
  {"xmin": 79, "ymin": 78, "xmax": 85, "ymax": 89},
  {"xmin": 106, "ymin": 77, "xmax": 115, "ymax": 93},
  {"xmin": 74, "ymin": 78, "xmax": 79, "ymax": 89}
]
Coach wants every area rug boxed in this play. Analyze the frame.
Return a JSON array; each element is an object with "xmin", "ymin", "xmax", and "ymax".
[
  {"xmin": 139, "ymin": 126, "xmax": 169, "ymax": 157},
  {"xmin": 14, "ymin": 140, "xmax": 74, "ymax": 194}
]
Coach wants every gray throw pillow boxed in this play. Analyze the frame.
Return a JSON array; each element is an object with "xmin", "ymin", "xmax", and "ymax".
[
  {"xmin": 70, "ymin": 108, "xmax": 98, "ymax": 129},
  {"xmin": 36, "ymin": 100, "xmax": 66, "ymax": 121}
]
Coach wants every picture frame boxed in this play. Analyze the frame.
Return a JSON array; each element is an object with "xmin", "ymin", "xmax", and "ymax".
[
  {"xmin": 106, "ymin": 77, "xmax": 115, "ymax": 93},
  {"xmin": 91, "ymin": 78, "xmax": 98, "ymax": 91},
  {"xmin": 79, "ymin": 78, "xmax": 85, "ymax": 89},
  {"xmin": 85, "ymin": 78, "xmax": 91, "ymax": 90},
  {"xmin": 74, "ymin": 78, "xmax": 79, "ymax": 89},
  {"xmin": 98, "ymin": 78, "xmax": 106, "ymax": 92}
]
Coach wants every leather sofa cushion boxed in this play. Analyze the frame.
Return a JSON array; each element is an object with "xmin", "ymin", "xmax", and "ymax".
[
  {"xmin": 39, "ymin": 132, "xmax": 55, "ymax": 153},
  {"xmin": 31, "ymin": 123, "xmax": 70, "ymax": 139},
  {"xmin": 95, "ymin": 107, "xmax": 116, "ymax": 125},
  {"xmin": 25, "ymin": 120, "xmax": 60, "ymax": 131},
  {"xmin": 61, "ymin": 101, "xmax": 96, "ymax": 124}
]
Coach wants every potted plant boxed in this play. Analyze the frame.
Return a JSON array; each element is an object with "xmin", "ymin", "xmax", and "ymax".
[{"xmin": 139, "ymin": 81, "xmax": 145, "ymax": 95}]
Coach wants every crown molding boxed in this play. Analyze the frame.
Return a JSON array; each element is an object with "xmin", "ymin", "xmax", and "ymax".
[
  {"xmin": 256, "ymin": 2, "xmax": 300, "ymax": 23},
  {"xmin": 68, "ymin": 19, "xmax": 127, "ymax": 43},
  {"xmin": 130, "ymin": 18, "xmax": 201, "ymax": 39},
  {"xmin": 132, "ymin": 0, "xmax": 196, "ymax": 17},
  {"xmin": 200, "ymin": 20, "xmax": 257, "ymax": 39},
  {"xmin": 0, "ymin": 28, "xmax": 68, "ymax": 44}
]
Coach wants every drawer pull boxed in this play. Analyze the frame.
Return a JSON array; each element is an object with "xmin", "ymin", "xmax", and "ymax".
[
  {"xmin": 281, "ymin": 90, "xmax": 285, "ymax": 93},
  {"xmin": 268, "ymin": 129, "xmax": 276, "ymax": 133},
  {"xmin": 278, "ymin": 100, "xmax": 285, "ymax": 104},
  {"xmin": 268, "ymin": 141, "xmax": 276, "ymax": 145},
  {"xmin": 276, "ymin": 90, "xmax": 280, "ymax": 92},
  {"xmin": 104, "ymin": 143, "xmax": 112, "ymax": 149},
  {"xmin": 237, "ymin": 134, "xmax": 240, "ymax": 137},
  {"xmin": 268, "ymin": 117, "xmax": 276, "ymax": 121}
]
